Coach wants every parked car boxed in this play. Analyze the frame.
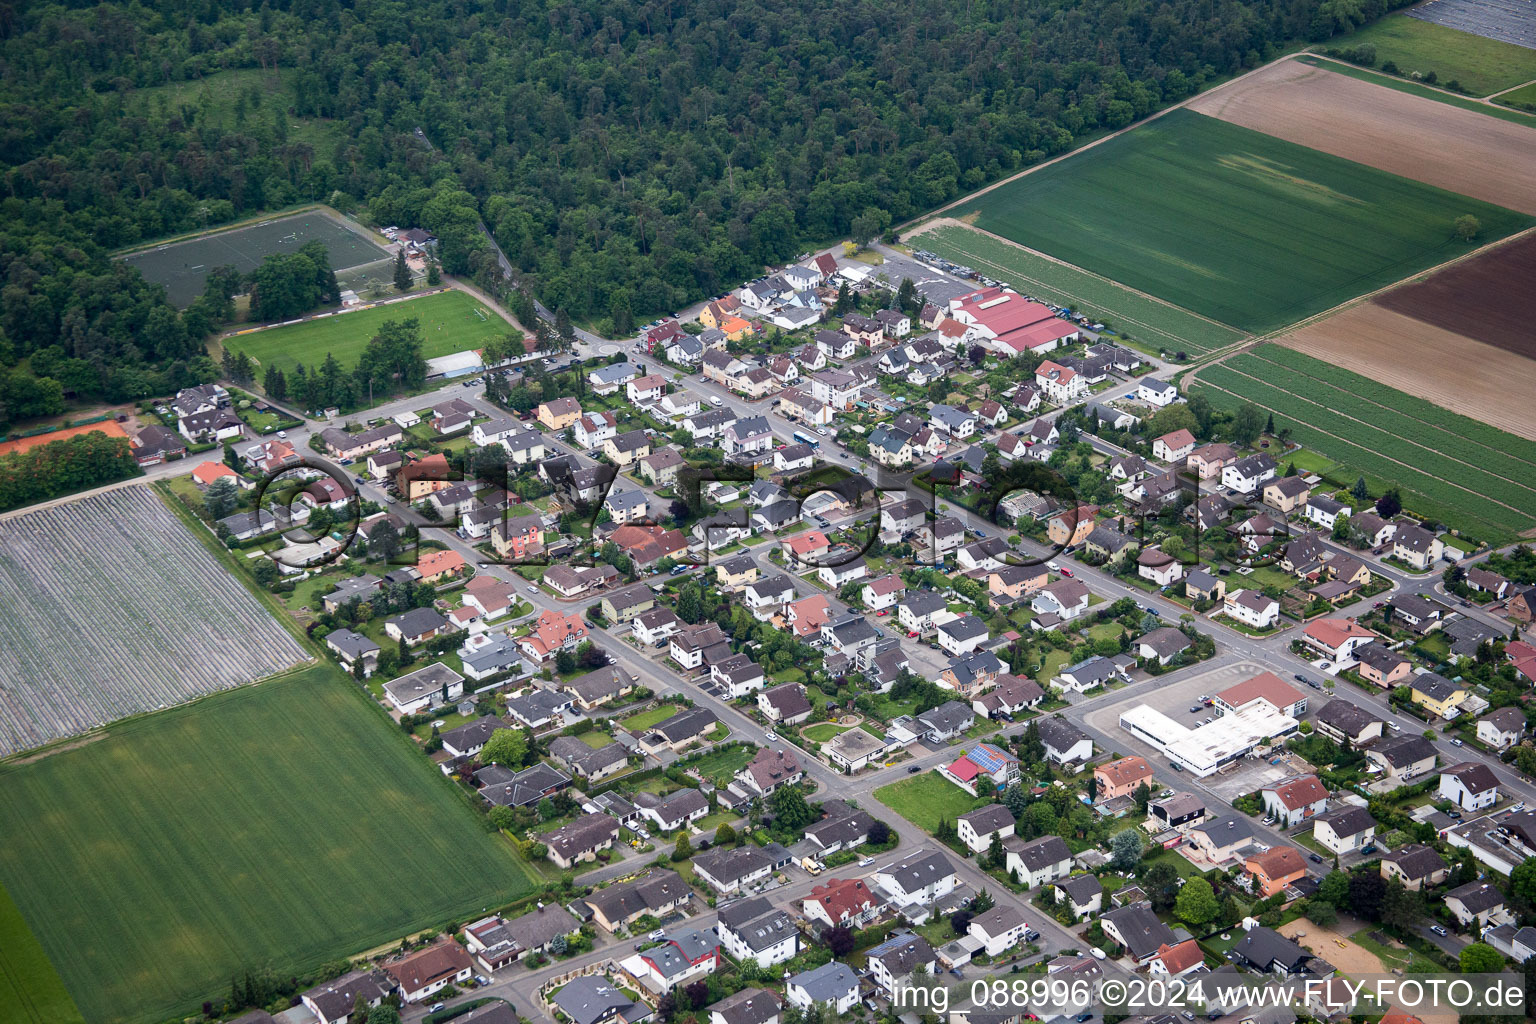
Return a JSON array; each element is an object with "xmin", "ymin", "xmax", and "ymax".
[
  {"xmin": 1430, "ymin": 925, "xmax": 1448, "ymax": 937},
  {"xmin": 907, "ymin": 765, "xmax": 921, "ymax": 774}
]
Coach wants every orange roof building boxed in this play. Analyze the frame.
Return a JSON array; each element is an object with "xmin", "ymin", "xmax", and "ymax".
[
  {"xmin": 1094, "ymin": 755, "xmax": 1153, "ymax": 801},
  {"xmin": 1246, "ymin": 846, "xmax": 1306, "ymax": 897},
  {"xmin": 417, "ymin": 548, "xmax": 467, "ymax": 583},
  {"xmin": 518, "ymin": 609, "xmax": 587, "ymax": 661},
  {"xmin": 1213, "ymin": 671, "xmax": 1307, "ymax": 717},
  {"xmin": 191, "ymin": 461, "xmax": 239, "ymax": 486}
]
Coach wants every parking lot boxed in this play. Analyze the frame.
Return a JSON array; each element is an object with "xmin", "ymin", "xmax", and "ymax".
[{"xmin": 1084, "ymin": 660, "xmax": 1313, "ymax": 801}]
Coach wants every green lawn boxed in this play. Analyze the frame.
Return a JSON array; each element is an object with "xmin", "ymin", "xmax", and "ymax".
[
  {"xmin": 1315, "ymin": 16, "xmax": 1536, "ymax": 96},
  {"xmin": 0, "ymin": 664, "xmax": 536, "ymax": 1024},
  {"xmin": 229, "ymin": 289, "xmax": 510, "ymax": 377},
  {"xmin": 1282, "ymin": 448, "xmax": 1340, "ymax": 475},
  {"xmin": 1035, "ymin": 648, "xmax": 1072, "ymax": 687},
  {"xmin": 873, "ymin": 773, "xmax": 989, "ymax": 834},
  {"xmin": 621, "ymin": 703, "xmax": 685, "ymax": 732},
  {"xmin": 1496, "ymin": 80, "xmax": 1536, "ymax": 112},
  {"xmin": 1191, "ymin": 344, "xmax": 1536, "ymax": 544},
  {"xmin": 576, "ymin": 731, "xmax": 613, "ymax": 749},
  {"xmin": 919, "ymin": 223, "xmax": 1246, "ymax": 355},
  {"xmin": 689, "ymin": 745, "xmax": 756, "ymax": 786},
  {"xmin": 803, "ymin": 723, "xmax": 852, "ymax": 742},
  {"xmin": 955, "ymin": 108, "xmax": 1532, "ymax": 333},
  {"xmin": 0, "ymin": 882, "xmax": 84, "ymax": 1024}
]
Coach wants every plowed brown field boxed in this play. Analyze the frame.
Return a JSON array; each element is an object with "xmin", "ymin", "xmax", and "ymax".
[
  {"xmin": 1188, "ymin": 59, "xmax": 1536, "ymax": 214},
  {"xmin": 1276, "ymin": 303, "xmax": 1536, "ymax": 442},
  {"xmin": 1375, "ymin": 230, "xmax": 1536, "ymax": 358}
]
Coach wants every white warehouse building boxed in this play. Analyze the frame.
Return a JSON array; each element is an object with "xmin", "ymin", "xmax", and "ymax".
[{"xmin": 1119, "ymin": 704, "xmax": 1299, "ymax": 777}]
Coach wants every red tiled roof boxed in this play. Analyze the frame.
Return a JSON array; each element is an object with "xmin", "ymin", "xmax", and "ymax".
[
  {"xmin": 1216, "ymin": 671, "xmax": 1303, "ymax": 712},
  {"xmin": 1153, "ymin": 939, "xmax": 1203, "ymax": 974},
  {"xmin": 1265, "ymin": 773, "xmax": 1328, "ymax": 810}
]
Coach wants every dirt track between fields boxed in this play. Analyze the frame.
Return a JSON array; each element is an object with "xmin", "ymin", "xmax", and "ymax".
[
  {"xmin": 1188, "ymin": 58, "xmax": 1536, "ymax": 214},
  {"xmin": 1275, "ymin": 302, "xmax": 1536, "ymax": 442}
]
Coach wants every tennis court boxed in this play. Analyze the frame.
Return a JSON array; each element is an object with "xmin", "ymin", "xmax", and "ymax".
[{"xmin": 121, "ymin": 211, "xmax": 391, "ymax": 307}]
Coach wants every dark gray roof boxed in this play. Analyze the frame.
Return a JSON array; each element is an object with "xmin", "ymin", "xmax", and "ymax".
[
  {"xmin": 709, "ymin": 989, "xmax": 781, "ymax": 1024},
  {"xmin": 1442, "ymin": 760, "xmax": 1499, "ymax": 793},
  {"xmin": 1035, "ymin": 716, "xmax": 1090, "ymax": 754},
  {"xmin": 1353, "ymin": 642, "xmax": 1408, "ymax": 674},
  {"xmin": 917, "ymin": 699, "xmax": 975, "ymax": 735},
  {"xmin": 1312, "ymin": 699, "xmax": 1381, "ymax": 737},
  {"xmin": 1012, "ymin": 835, "xmax": 1071, "ymax": 873},
  {"xmin": 582, "ymin": 869, "xmax": 689, "ymax": 923},
  {"xmin": 386, "ymin": 606, "xmax": 448, "ymax": 637},
  {"xmin": 718, "ymin": 902, "xmax": 798, "ymax": 954},
  {"xmin": 938, "ymin": 615, "xmax": 989, "ymax": 641},
  {"xmin": 1057, "ymin": 873, "xmax": 1104, "ymax": 903},
  {"xmin": 693, "ymin": 845, "xmax": 774, "ymax": 886},
  {"xmin": 1232, "ymin": 926, "xmax": 1309, "ymax": 973},
  {"xmin": 1102, "ymin": 904, "xmax": 1176, "ymax": 959},
  {"xmin": 552, "ymin": 976, "xmax": 639, "ymax": 1024},
  {"xmin": 868, "ymin": 933, "xmax": 936, "ymax": 975},
  {"xmin": 788, "ymin": 961, "xmax": 859, "ymax": 1003},
  {"xmin": 1314, "ymin": 804, "xmax": 1375, "ymax": 839},
  {"xmin": 1372, "ymin": 734, "xmax": 1436, "ymax": 768},
  {"xmin": 878, "ymin": 850, "xmax": 956, "ymax": 895},
  {"xmin": 545, "ymin": 814, "xmax": 620, "ymax": 860},
  {"xmin": 440, "ymin": 715, "xmax": 505, "ymax": 752},
  {"xmin": 900, "ymin": 591, "xmax": 948, "ymax": 617},
  {"xmin": 325, "ymin": 627, "xmax": 380, "ymax": 657},
  {"xmin": 1383, "ymin": 843, "xmax": 1447, "ymax": 881},
  {"xmin": 1191, "ymin": 815, "xmax": 1256, "ymax": 846},
  {"xmin": 1447, "ymin": 880, "xmax": 1505, "ymax": 915},
  {"xmin": 957, "ymin": 803, "xmax": 1016, "ymax": 836},
  {"xmin": 651, "ymin": 706, "xmax": 718, "ymax": 743},
  {"xmin": 1138, "ymin": 626, "xmax": 1191, "ymax": 658},
  {"xmin": 302, "ymin": 970, "xmax": 391, "ymax": 1022}
]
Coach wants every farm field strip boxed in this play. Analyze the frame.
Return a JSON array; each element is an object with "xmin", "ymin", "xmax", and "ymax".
[
  {"xmin": 917, "ymin": 224, "xmax": 1245, "ymax": 355},
  {"xmin": 1253, "ymin": 341, "xmax": 1536, "ymax": 461},
  {"xmin": 1201, "ymin": 362, "xmax": 1535, "ymax": 517},
  {"xmin": 1224, "ymin": 352, "xmax": 1536, "ymax": 490},
  {"xmin": 1293, "ymin": 56, "xmax": 1536, "ymax": 126},
  {"xmin": 0, "ymin": 881, "xmax": 83, "ymax": 1024},
  {"xmin": 1190, "ymin": 367, "xmax": 1529, "ymax": 540},
  {"xmin": 227, "ymin": 288, "xmax": 507, "ymax": 376},
  {"xmin": 0, "ymin": 486, "xmax": 306, "ymax": 758},
  {"xmin": 0, "ymin": 664, "xmax": 535, "ymax": 1024},
  {"xmin": 1187, "ymin": 59, "xmax": 1536, "ymax": 215},
  {"xmin": 954, "ymin": 108, "xmax": 1535, "ymax": 333},
  {"xmin": 1315, "ymin": 13, "xmax": 1536, "ymax": 96}
]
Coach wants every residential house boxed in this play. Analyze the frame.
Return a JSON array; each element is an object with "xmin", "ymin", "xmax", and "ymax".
[
  {"xmin": 548, "ymin": 737, "xmax": 630, "ymax": 784},
  {"xmin": 1151, "ymin": 429, "xmax": 1196, "ymax": 463},
  {"xmin": 1365, "ymin": 735, "xmax": 1437, "ymax": 783},
  {"xmin": 1100, "ymin": 905, "xmax": 1177, "ymax": 964},
  {"xmin": 1305, "ymin": 497, "xmax": 1352, "ymax": 532},
  {"xmin": 1477, "ymin": 707, "xmax": 1526, "ymax": 751},
  {"xmin": 1354, "ymin": 642, "xmax": 1412, "ymax": 688},
  {"xmin": 1263, "ymin": 476, "xmax": 1312, "ymax": 514},
  {"xmin": 517, "ymin": 609, "xmax": 587, "ymax": 663},
  {"xmin": 581, "ymin": 870, "xmax": 691, "ymax": 932},
  {"xmin": 1187, "ymin": 816, "xmax": 1257, "ymax": 864},
  {"xmin": 1445, "ymin": 881, "xmax": 1510, "ymax": 929},
  {"xmin": 1409, "ymin": 672, "xmax": 1467, "ymax": 719},
  {"xmin": 604, "ymin": 429, "xmax": 652, "ymax": 467},
  {"xmin": 1440, "ymin": 761, "xmax": 1499, "ymax": 811},
  {"xmin": 1312, "ymin": 805, "xmax": 1376, "ymax": 856},
  {"xmin": 915, "ymin": 700, "xmax": 976, "ymax": 743},
  {"xmin": 1095, "ymin": 756, "xmax": 1153, "ymax": 801},
  {"xmin": 708, "ymin": 990, "xmax": 781, "ymax": 1024},
  {"xmin": 544, "ymin": 814, "xmax": 621, "ymax": 869},
  {"xmin": 1393, "ymin": 525, "xmax": 1443, "ymax": 570},
  {"xmin": 1137, "ymin": 378, "xmax": 1179, "ymax": 407},
  {"xmin": 1186, "ymin": 443, "xmax": 1236, "ymax": 479},
  {"xmin": 785, "ymin": 963, "xmax": 859, "ymax": 1014},
  {"xmin": 1031, "ymin": 579, "xmax": 1092, "ymax": 625},
  {"xmin": 716, "ymin": 901, "xmax": 800, "ymax": 968},
  {"xmin": 956, "ymin": 804, "xmax": 1017, "ymax": 855},
  {"xmin": 637, "ymin": 448, "xmax": 686, "ymax": 488},
  {"xmin": 1380, "ymin": 844, "xmax": 1450, "ymax": 891},
  {"xmin": 1137, "ymin": 626, "xmax": 1192, "ymax": 666},
  {"xmin": 966, "ymin": 906, "xmax": 1028, "ymax": 959},
  {"xmin": 1149, "ymin": 940, "xmax": 1205, "ymax": 978},
  {"xmin": 803, "ymin": 878, "xmax": 884, "ymax": 929},
  {"xmin": 875, "ymin": 851, "xmax": 958, "ymax": 908},
  {"xmin": 1223, "ymin": 589, "xmax": 1279, "ymax": 629},
  {"xmin": 1223, "ymin": 454, "xmax": 1278, "ymax": 495},
  {"xmin": 1312, "ymin": 700, "xmax": 1384, "ymax": 746},
  {"xmin": 1036, "ymin": 716, "xmax": 1094, "ymax": 765},
  {"xmin": 1261, "ymin": 774, "xmax": 1329, "ymax": 827},
  {"xmin": 1046, "ymin": 505, "xmax": 1098, "ymax": 548},
  {"xmin": 1137, "ymin": 548, "xmax": 1184, "ymax": 587},
  {"xmin": 386, "ymin": 941, "xmax": 474, "ymax": 1003},
  {"xmin": 866, "ymin": 934, "xmax": 938, "ymax": 996},
  {"xmin": 1055, "ymin": 874, "xmax": 1105, "ymax": 921},
  {"xmin": 1006, "ymin": 835, "xmax": 1073, "ymax": 888}
]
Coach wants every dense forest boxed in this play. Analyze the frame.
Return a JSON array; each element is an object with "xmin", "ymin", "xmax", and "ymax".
[{"xmin": 0, "ymin": 0, "xmax": 1356, "ymax": 424}]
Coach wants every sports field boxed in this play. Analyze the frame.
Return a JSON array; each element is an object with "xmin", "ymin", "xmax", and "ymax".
[
  {"xmin": 955, "ymin": 109, "xmax": 1533, "ymax": 333},
  {"xmin": 0, "ymin": 664, "xmax": 536, "ymax": 1024},
  {"xmin": 914, "ymin": 222, "xmax": 1246, "ymax": 355},
  {"xmin": 227, "ymin": 289, "xmax": 507, "ymax": 375},
  {"xmin": 122, "ymin": 210, "xmax": 390, "ymax": 307},
  {"xmin": 1318, "ymin": 14, "xmax": 1536, "ymax": 96},
  {"xmin": 1188, "ymin": 344, "xmax": 1536, "ymax": 544}
]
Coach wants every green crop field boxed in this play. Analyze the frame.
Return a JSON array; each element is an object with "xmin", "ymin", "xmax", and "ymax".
[
  {"xmin": 226, "ymin": 289, "xmax": 510, "ymax": 376},
  {"xmin": 918, "ymin": 224, "xmax": 1246, "ymax": 355},
  {"xmin": 0, "ymin": 665, "xmax": 535, "ymax": 1024},
  {"xmin": 1315, "ymin": 16, "xmax": 1536, "ymax": 97},
  {"xmin": 1496, "ymin": 80, "xmax": 1536, "ymax": 113},
  {"xmin": 956, "ymin": 109, "xmax": 1533, "ymax": 333},
  {"xmin": 1188, "ymin": 344, "xmax": 1536, "ymax": 545},
  {"xmin": 0, "ymin": 883, "xmax": 83, "ymax": 1024}
]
